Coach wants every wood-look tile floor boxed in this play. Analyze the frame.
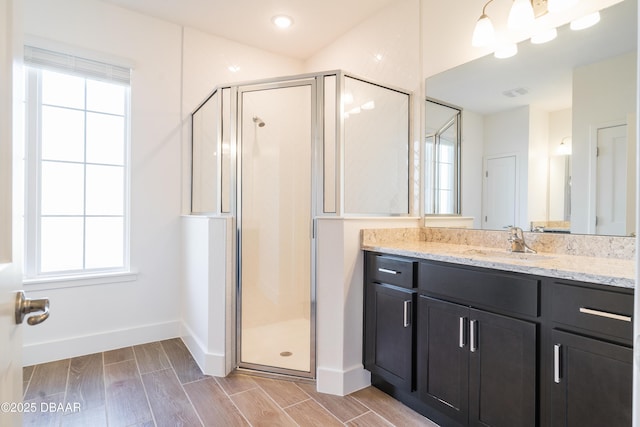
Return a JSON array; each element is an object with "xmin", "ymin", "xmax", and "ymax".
[{"xmin": 22, "ymin": 339, "xmax": 438, "ymax": 426}]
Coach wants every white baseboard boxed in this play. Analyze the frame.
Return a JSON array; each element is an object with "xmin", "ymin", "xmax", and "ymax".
[
  {"xmin": 180, "ymin": 323, "xmax": 228, "ymax": 377},
  {"xmin": 22, "ymin": 320, "xmax": 181, "ymax": 366},
  {"xmin": 316, "ymin": 364, "xmax": 371, "ymax": 396}
]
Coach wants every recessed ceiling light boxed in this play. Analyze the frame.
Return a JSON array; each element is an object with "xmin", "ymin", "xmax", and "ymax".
[
  {"xmin": 228, "ymin": 65, "xmax": 240, "ymax": 73},
  {"xmin": 272, "ymin": 15, "xmax": 293, "ymax": 29}
]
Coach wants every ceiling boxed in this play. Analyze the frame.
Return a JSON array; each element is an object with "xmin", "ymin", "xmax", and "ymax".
[{"xmin": 99, "ymin": 0, "xmax": 398, "ymax": 59}]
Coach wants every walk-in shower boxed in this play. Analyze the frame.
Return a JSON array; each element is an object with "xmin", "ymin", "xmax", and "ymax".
[{"xmin": 191, "ymin": 71, "xmax": 411, "ymax": 378}]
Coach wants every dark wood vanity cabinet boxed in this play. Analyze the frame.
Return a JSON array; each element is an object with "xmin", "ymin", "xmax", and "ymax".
[
  {"xmin": 363, "ymin": 253, "xmax": 417, "ymax": 391},
  {"xmin": 417, "ymin": 262, "xmax": 539, "ymax": 427},
  {"xmin": 363, "ymin": 251, "xmax": 634, "ymax": 427},
  {"xmin": 417, "ymin": 296, "xmax": 537, "ymax": 426},
  {"xmin": 417, "ymin": 296, "xmax": 469, "ymax": 424},
  {"xmin": 546, "ymin": 281, "xmax": 633, "ymax": 427}
]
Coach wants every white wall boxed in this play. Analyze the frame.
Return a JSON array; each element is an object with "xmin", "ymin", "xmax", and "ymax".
[
  {"xmin": 528, "ymin": 106, "xmax": 550, "ymax": 224},
  {"xmin": 305, "ymin": 0, "xmax": 420, "ymax": 92},
  {"xmin": 20, "ymin": 0, "xmax": 303, "ymax": 365},
  {"xmin": 22, "ymin": 0, "xmax": 184, "ymax": 364},
  {"xmin": 571, "ymin": 52, "xmax": 637, "ymax": 234},
  {"xmin": 461, "ymin": 110, "xmax": 483, "ymax": 227}
]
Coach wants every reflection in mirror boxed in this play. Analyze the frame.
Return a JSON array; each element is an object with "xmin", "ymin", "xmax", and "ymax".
[
  {"xmin": 425, "ymin": 99, "xmax": 461, "ymax": 215},
  {"xmin": 425, "ymin": 0, "xmax": 637, "ymax": 236}
]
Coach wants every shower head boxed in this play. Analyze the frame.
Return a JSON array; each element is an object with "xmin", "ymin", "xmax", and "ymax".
[{"xmin": 253, "ymin": 116, "xmax": 266, "ymax": 127}]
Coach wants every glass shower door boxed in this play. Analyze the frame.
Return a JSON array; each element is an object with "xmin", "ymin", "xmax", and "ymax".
[{"xmin": 238, "ymin": 80, "xmax": 314, "ymax": 376}]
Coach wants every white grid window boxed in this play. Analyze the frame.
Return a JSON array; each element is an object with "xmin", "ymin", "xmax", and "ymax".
[{"xmin": 24, "ymin": 47, "xmax": 130, "ymax": 279}]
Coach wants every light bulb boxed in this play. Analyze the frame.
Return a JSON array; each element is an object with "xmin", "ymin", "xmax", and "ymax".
[
  {"xmin": 472, "ymin": 14, "xmax": 496, "ymax": 47},
  {"xmin": 508, "ymin": 0, "xmax": 535, "ymax": 29}
]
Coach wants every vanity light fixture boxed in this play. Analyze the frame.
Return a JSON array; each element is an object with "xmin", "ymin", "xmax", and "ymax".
[
  {"xmin": 508, "ymin": 0, "xmax": 535, "ymax": 29},
  {"xmin": 473, "ymin": 0, "xmax": 597, "ymax": 52},
  {"xmin": 570, "ymin": 11, "xmax": 600, "ymax": 30},
  {"xmin": 472, "ymin": 0, "xmax": 496, "ymax": 47},
  {"xmin": 271, "ymin": 15, "xmax": 293, "ymax": 29}
]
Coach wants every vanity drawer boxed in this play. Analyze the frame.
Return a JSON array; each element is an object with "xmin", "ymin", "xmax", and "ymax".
[
  {"xmin": 419, "ymin": 261, "xmax": 540, "ymax": 317},
  {"xmin": 551, "ymin": 283, "xmax": 633, "ymax": 341},
  {"xmin": 367, "ymin": 253, "xmax": 415, "ymax": 289}
]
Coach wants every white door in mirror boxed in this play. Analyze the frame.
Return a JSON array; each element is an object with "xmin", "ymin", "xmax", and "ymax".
[
  {"xmin": 484, "ymin": 155, "xmax": 517, "ymax": 230},
  {"xmin": 596, "ymin": 124, "xmax": 628, "ymax": 235}
]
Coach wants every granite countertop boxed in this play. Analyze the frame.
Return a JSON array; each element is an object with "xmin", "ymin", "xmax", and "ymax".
[{"xmin": 362, "ymin": 237, "xmax": 635, "ymax": 289}]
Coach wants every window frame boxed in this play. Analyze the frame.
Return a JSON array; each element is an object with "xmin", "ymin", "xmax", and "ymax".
[{"xmin": 23, "ymin": 62, "xmax": 133, "ymax": 284}]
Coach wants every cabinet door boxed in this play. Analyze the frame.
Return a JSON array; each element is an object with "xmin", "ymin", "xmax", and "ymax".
[
  {"xmin": 418, "ymin": 296, "xmax": 469, "ymax": 425},
  {"xmin": 468, "ymin": 309, "xmax": 536, "ymax": 427},
  {"xmin": 551, "ymin": 329, "xmax": 632, "ymax": 427},
  {"xmin": 364, "ymin": 282, "xmax": 415, "ymax": 391}
]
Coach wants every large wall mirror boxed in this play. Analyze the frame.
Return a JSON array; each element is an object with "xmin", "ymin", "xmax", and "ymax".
[{"xmin": 425, "ymin": 0, "xmax": 637, "ymax": 236}]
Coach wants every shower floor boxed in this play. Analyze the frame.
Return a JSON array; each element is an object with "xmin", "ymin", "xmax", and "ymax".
[{"xmin": 241, "ymin": 317, "xmax": 311, "ymax": 373}]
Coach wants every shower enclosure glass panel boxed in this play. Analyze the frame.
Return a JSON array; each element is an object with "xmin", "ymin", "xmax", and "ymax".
[
  {"xmin": 221, "ymin": 88, "xmax": 232, "ymax": 213},
  {"xmin": 239, "ymin": 81, "xmax": 314, "ymax": 375},
  {"xmin": 191, "ymin": 91, "xmax": 219, "ymax": 213},
  {"xmin": 343, "ymin": 76, "xmax": 410, "ymax": 215}
]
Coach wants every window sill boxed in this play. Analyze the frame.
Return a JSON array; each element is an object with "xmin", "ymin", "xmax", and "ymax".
[{"xmin": 23, "ymin": 271, "xmax": 138, "ymax": 291}]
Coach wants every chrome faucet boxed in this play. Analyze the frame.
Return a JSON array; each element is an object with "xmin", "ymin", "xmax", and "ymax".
[{"xmin": 507, "ymin": 226, "xmax": 536, "ymax": 253}]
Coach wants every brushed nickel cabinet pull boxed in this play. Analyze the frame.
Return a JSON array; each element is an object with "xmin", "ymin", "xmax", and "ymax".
[
  {"xmin": 459, "ymin": 317, "xmax": 466, "ymax": 348},
  {"xmin": 403, "ymin": 300, "xmax": 411, "ymax": 327},
  {"xmin": 579, "ymin": 307, "xmax": 632, "ymax": 322},
  {"xmin": 378, "ymin": 267, "xmax": 399, "ymax": 275},
  {"xmin": 554, "ymin": 344, "xmax": 562, "ymax": 383},
  {"xmin": 470, "ymin": 320, "xmax": 477, "ymax": 352}
]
